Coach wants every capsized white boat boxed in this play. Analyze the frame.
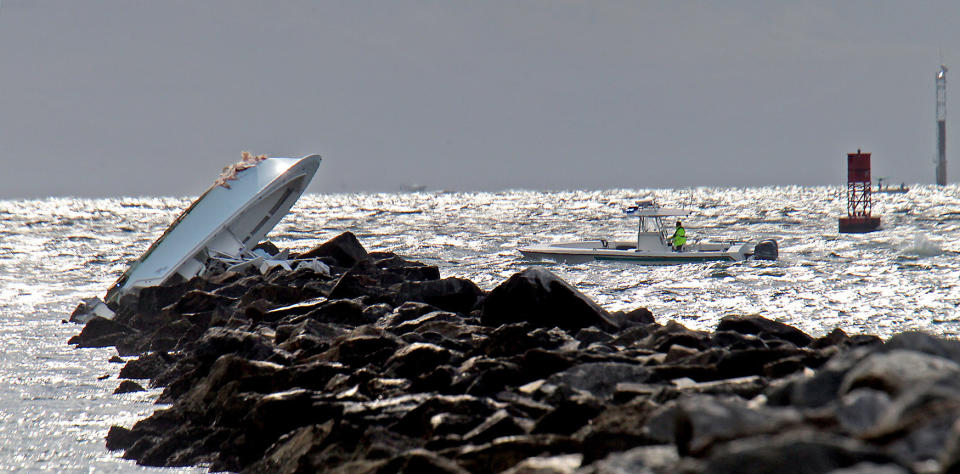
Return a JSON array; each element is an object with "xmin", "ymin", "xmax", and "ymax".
[
  {"xmin": 518, "ymin": 201, "xmax": 778, "ymax": 265},
  {"xmin": 104, "ymin": 153, "xmax": 322, "ymax": 306}
]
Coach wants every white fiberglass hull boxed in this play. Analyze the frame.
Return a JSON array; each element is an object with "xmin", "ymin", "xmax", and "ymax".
[
  {"xmin": 106, "ymin": 154, "xmax": 321, "ymax": 304},
  {"xmin": 518, "ymin": 240, "xmax": 755, "ymax": 265}
]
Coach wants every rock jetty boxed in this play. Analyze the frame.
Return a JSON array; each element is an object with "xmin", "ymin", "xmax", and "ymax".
[{"xmin": 70, "ymin": 232, "xmax": 960, "ymax": 473}]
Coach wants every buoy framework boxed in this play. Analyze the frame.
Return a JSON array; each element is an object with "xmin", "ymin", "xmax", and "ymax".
[{"xmin": 839, "ymin": 149, "xmax": 881, "ymax": 233}]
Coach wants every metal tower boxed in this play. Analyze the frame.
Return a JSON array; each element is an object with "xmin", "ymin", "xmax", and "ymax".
[{"xmin": 937, "ymin": 65, "xmax": 948, "ymax": 185}]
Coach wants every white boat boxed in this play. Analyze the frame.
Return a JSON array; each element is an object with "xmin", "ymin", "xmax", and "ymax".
[
  {"xmin": 104, "ymin": 154, "xmax": 322, "ymax": 305},
  {"xmin": 518, "ymin": 201, "xmax": 778, "ymax": 265}
]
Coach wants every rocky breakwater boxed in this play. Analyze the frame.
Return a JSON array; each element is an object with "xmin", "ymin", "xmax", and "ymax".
[{"xmin": 69, "ymin": 232, "xmax": 960, "ymax": 473}]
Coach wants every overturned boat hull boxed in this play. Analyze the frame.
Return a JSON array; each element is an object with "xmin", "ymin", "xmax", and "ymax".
[{"xmin": 105, "ymin": 154, "xmax": 321, "ymax": 305}]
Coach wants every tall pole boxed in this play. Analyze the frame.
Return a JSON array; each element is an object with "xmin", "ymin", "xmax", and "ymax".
[{"xmin": 937, "ymin": 65, "xmax": 948, "ymax": 185}]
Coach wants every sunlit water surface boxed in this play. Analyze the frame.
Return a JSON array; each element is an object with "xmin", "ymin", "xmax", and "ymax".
[{"xmin": 1, "ymin": 185, "xmax": 959, "ymax": 471}]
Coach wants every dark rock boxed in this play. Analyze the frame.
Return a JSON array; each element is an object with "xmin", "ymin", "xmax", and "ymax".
[
  {"xmin": 835, "ymin": 389, "xmax": 892, "ymax": 436},
  {"xmin": 610, "ymin": 326, "xmax": 655, "ymax": 348},
  {"xmin": 941, "ymin": 418, "xmax": 960, "ymax": 474},
  {"xmin": 69, "ymin": 316, "xmax": 138, "ymax": 348},
  {"xmin": 108, "ymin": 355, "xmax": 124, "ymax": 363},
  {"xmin": 395, "ymin": 278, "xmax": 484, "ymax": 314},
  {"xmin": 131, "ymin": 279, "xmax": 206, "ymax": 316},
  {"xmin": 114, "ymin": 380, "xmax": 146, "ymax": 394},
  {"xmin": 386, "ymin": 343, "xmax": 455, "ymax": 379},
  {"xmin": 190, "ymin": 328, "xmax": 279, "ymax": 364},
  {"xmin": 452, "ymin": 434, "xmax": 581, "ymax": 474},
  {"xmin": 462, "ymin": 409, "xmax": 533, "ymax": 444},
  {"xmin": 238, "ymin": 284, "xmax": 308, "ymax": 307},
  {"xmin": 385, "ymin": 311, "xmax": 465, "ymax": 336},
  {"xmin": 839, "ymin": 349, "xmax": 960, "ymax": 397},
  {"xmin": 147, "ymin": 318, "xmax": 204, "ymax": 353},
  {"xmin": 619, "ymin": 307, "xmax": 656, "ymax": 326},
  {"xmin": 716, "ymin": 314, "xmax": 812, "ymax": 347},
  {"xmin": 253, "ymin": 240, "xmax": 281, "ymax": 256},
  {"xmin": 480, "ymin": 324, "xmax": 575, "ymax": 358},
  {"xmin": 811, "ymin": 327, "xmax": 850, "ymax": 349},
  {"xmin": 306, "ymin": 298, "xmax": 371, "ymax": 325},
  {"xmin": 711, "ymin": 330, "xmax": 765, "ymax": 349},
  {"xmin": 318, "ymin": 328, "xmax": 404, "ymax": 368},
  {"xmin": 379, "ymin": 449, "xmax": 468, "ymax": 474},
  {"xmin": 715, "ymin": 347, "xmax": 804, "ymax": 380},
  {"xmin": 575, "ymin": 327, "xmax": 614, "ymax": 347},
  {"xmin": 767, "ymin": 349, "xmax": 872, "ymax": 408},
  {"xmin": 517, "ymin": 349, "xmax": 576, "ymax": 381},
  {"xmin": 119, "ymin": 352, "xmax": 173, "ymax": 380},
  {"xmin": 576, "ymin": 400, "xmax": 662, "ymax": 464},
  {"xmin": 392, "ymin": 394, "xmax": 502, "ymax": 438},
  {"xmin": 645, "ymin": 395, "xmax": 802, "ymax": 456},
  {"xmin": 547, "ymin": 362, "xmax": 650, "ymax": 399},
  {"xmin": 879, "ymin": 331, "xmax": 960, "ymax": 364},
  {"xmin": 578, "ymin": 445, "xmax": 679, "ymax": 474},
  {"xmin": 480, "ymin": 267, "xmax": 617, "ymax": 332},
  {"xmin": 299, "ymin": 231, "xmax": 369, "ymax": 267},
  {"xmin": 329, "ymin": 260, "xmax": 403, "ymax": 301},
  {"xmin": 639, "ymin": 321, "xmax": 711, "ymax": 353},
  {"xmin": 106, "ymin": 425, "xmax": 139, "ymax": 451},
  {"xmin": 173, "ymin": 290, "xmax": 235, "ymax": 314},
  {"xmin": 825, "ymin": 463, "xmax": 910, "ymax": 474},
  {"xmin": 702, "ymin": 432, "xmax": 899, "ymax": 474},
  {"xmin": 243, "ymin": 421, "xmax": 334, "ymax": 474},
  {"xmin": 532, "ymin": 396, "xmax": 602, "ymax": 435}
]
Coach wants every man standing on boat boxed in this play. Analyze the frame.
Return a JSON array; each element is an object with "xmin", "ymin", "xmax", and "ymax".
[{"xmin": 670, "ymin": 221, "xmax": 686, "ymax": 251}]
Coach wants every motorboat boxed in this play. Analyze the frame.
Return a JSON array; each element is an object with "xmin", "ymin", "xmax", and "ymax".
[
  {"xmin": 518, "ymin": 201, "xmax": 778, "ymax": 265},
  {"xmin": 875, "ymin": 178, "xmax": 909, "ymax": 194},
  {"xmin": 104, "ymin": 153, "xmax": 322, "ymax": 306}
]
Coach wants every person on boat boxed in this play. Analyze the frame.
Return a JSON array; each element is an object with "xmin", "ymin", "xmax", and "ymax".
[{"xmin": 669, "ymin": 221, "xmax": 686, "ymax": 251}]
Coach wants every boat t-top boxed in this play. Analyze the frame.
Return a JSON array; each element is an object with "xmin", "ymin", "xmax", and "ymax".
[{"xmin": 518, "ymin": 201, "xmax": 778, "ymax": 265}]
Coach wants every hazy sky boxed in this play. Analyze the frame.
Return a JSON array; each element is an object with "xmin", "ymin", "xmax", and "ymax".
[{"xmin": 1, "ymin": 1, "xmax": 958, "ymax": 198}]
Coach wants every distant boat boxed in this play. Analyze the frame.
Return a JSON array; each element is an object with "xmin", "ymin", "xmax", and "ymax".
[
  {"xmin": 105, "ymin": 154, "xmax": 321, "ymax": 305},
  {"xmin": 876, "ymin": 178, "xmax": 909, "ymax": 194},
  {"xmin": 518, "ymin": 201, "xmax": 778, "ymax": 265},
  {"xmin": 401, "ymin": 183, "xmax": 428, "ymax": 193}
]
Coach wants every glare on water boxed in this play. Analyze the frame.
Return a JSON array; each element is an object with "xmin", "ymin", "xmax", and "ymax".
[{"xmin": 0, "ymin": 185, "xmax": 959, "ymax": 470}]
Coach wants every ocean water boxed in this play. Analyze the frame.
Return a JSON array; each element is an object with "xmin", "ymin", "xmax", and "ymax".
[{"xmin": 1, "ymin": 185, "xmax": 959, "ymax": 471}]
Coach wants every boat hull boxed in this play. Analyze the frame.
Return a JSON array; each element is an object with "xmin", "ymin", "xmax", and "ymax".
[
  {"xmin": 518, "ymin": 241, "xmax": 746, "ymax": 265},
  {"xmin": 106, "ymin": 154, "xmax": 321, "ymax": 304}
]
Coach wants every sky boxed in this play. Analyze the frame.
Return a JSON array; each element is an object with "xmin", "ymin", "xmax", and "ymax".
[{"xmin": 0, "ymin": 1, "xmax": 958, "ymax": 198}]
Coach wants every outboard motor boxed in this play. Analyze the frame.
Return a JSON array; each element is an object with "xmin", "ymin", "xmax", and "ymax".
[{"xmin": 753, "ymin": 239, "xmax": 779, "ymax": 261}]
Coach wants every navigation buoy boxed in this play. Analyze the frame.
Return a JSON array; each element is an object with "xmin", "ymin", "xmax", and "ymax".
[{"xmin": 839, "ymin": 149, "xmax": 881, "ymax": 233}]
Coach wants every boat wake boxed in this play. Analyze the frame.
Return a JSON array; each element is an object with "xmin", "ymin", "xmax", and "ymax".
[{"xmin": 901, "ymin": 233, "xmax": 942, "ymax": 257}]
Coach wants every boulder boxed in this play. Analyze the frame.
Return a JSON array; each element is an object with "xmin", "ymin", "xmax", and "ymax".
[
  {"xmin": 834, "ymin": 389, "xmax": 892, "ymax": 436},
  {"xmin": 578, "ymin": 445, "xmax": 679, "ymax": 474},
  {"xmin": 701, "ymin": 432, "xmax": 899, "ymax": 474},
  {"xmin": 646, "ymin": 395, "xmax": 802, "ymax": 456},
  {"xmin": 119, "ymin": 352, "xmax": 174, "ymax": 380},
  {"xmin": 462, "ymin": 409, "xmax": 533, "ymax": 444},
  {"xmin": 481, "ymin": 267, "xmax": 616, "ymax": 332},
  {"xmin": 386, "ymin": 342, "xmax": 456, "ymax": 379},
  {"xmin": 879, "ymin": 331, "xmax": 960, "ymax": 364},
  {"xmin": 114, "ymin": 380, "xmax": 146, "ymax": 394},
  {"xmin": 299, "ymin": 232, "xmax": 369, "ymax": 267},
  {"xmin": 172, "ymin": 290, "xmax": 236, "ymax": 314},
  {"xmin": 839, "ymin": 349, "xmax": 960, "ymax": 397},
  {"xmin": 547, "ymin": 362, "xmax": 650, "ymax": 400},
  {"xmin": 716, "ymin": 314, "xmax": 812, "ymax": 347},
  {"xmin": 68, "ymin": 316, "xmax": 138, "ymax": 348},
  {"xmin": 328, "ymin": 260, "xmax": 403, "ymax": 301},
  {"xmin": 452, "ymin": 434, "xmax": 581, "ymax": 474},
  {"xmin": 638, "ymin": 321, "xmax": 711, "ymax": 353},
  {"xmin": 395, "ymin": 278, "xmax": 484, "ymax": 314},
  {"xmin": 379, "ymin": 449, "xmax": 468, "ymax": 474},
  {"xmin": 575, "ymin": 400, "xmax": 662, "ymax": 464}
]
